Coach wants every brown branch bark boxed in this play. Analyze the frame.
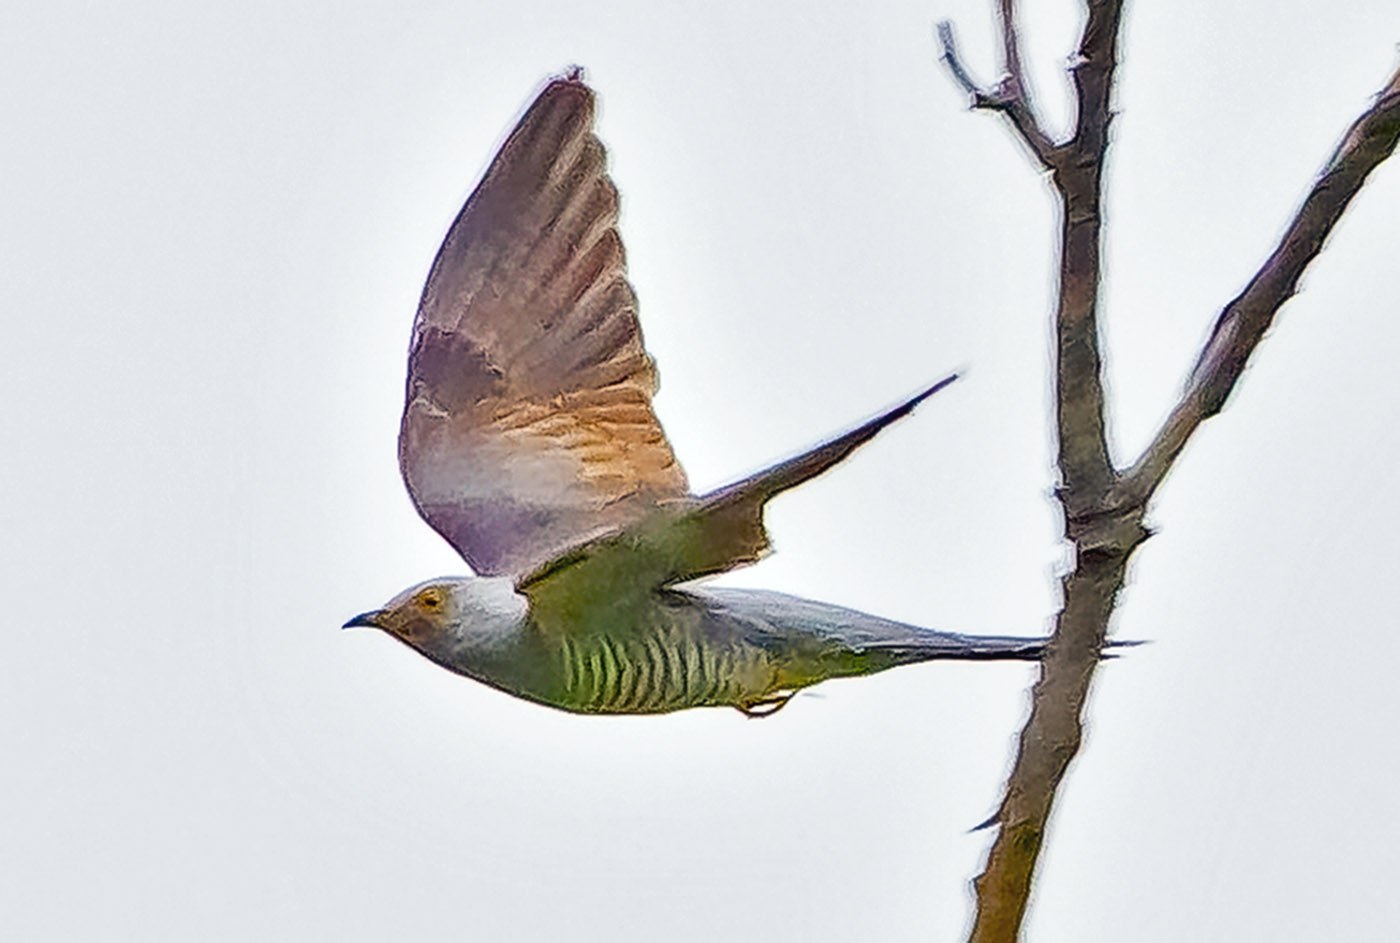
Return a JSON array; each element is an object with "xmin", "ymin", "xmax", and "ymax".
[
  {"xmin": 936, "ymin": 5, "xmax": 1400, "ymax": 942},
  {"xmin": 1119, "ymin": 61, "xmax": 1400, "ymax": 508},
  {"xmin": 936, "ymin": 15, "xmax": 1060, "ymax": 170},
  {"xmin": 964, "ymin": 5, "xmax": 1126, "ymax": 939}
]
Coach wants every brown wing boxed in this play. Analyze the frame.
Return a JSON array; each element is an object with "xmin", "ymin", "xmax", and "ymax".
[
  {"xmin": 399, "ymin": 74, "xmax": 688, "ymax": 577},
  {"xmin": 520, "ymin": 374, "xmax": 959, "ymax": 611}
]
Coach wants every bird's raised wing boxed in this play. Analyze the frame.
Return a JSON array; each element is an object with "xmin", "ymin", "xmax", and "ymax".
[
  {"xmin": 399, "ymin": 74, "xmax": 689, "ymax": 577},
  {"xmin": 519, "ymin": 374, "xmax": 959, "ymax": 618}
]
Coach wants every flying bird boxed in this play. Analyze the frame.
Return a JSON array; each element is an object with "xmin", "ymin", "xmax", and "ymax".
[{"xmin": 345, "ymin": 71, "xmax": 1050, "ymax": 717}]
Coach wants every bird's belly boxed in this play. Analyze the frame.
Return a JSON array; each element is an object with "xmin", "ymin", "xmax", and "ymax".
[{"xmin": 529, "ymin": 625, "xmax": 776, "ymax": 715}]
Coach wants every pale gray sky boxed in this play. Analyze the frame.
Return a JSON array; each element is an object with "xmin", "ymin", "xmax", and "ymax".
[{"xmin": 3, "ymin": 1, "xmax": 1399, "ymax": 940}]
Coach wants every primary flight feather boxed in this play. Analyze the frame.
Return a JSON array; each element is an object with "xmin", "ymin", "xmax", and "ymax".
[{"xmin": 347, "ymin": 72, "xmax": 1049, "ymax": 717}]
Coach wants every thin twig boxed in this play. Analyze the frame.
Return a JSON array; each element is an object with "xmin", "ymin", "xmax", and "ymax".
[
  {"xmin": 996, "ymin": 0, "xmax": 1027, "ymax": 102},
  {"xmin": 936, "ymin": 19, "xmax": 1060, "ymax": 170},
  {"xmin": 938, "ymin": 21, "xmax": 987, "ymax": 99},
  {"xmin": 1120, "ymin": 60, "xmax": 1400, "ymax": 507}
]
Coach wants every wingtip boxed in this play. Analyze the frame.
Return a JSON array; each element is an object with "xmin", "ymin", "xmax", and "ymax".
[
  {"xmin": 908, "ymin": 370, "xmax": 961, "ymax": 409},
  {"xmin": 552, "ymin": 64, "xmax": 590, "ymax": 89},
  {"xmin": 536, "ymin": 67, "xmax": 595, "ymax": 113}
]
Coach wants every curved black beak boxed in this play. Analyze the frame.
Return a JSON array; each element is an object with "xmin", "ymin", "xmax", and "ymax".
[{"xmin": 342, "ymin": 610, "xmax": 385, "ymax": 630}]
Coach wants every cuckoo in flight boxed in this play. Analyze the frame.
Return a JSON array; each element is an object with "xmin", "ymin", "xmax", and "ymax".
[{"xmin": 345, "ymin": 72, "xmax": 1052, "ymax": 717}]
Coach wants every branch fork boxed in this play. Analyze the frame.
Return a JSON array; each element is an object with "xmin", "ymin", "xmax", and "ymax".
[
  {"xmin": 936, "ymin": 18, "xmax": 1060, "ymax": 169},
  {"xmin": 936, "ymin": 4, "xmax": 1400, "ymax": 941}
]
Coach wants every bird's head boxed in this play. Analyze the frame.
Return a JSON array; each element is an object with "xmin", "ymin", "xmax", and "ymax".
[{"xmin": 343, "ymin": 575, "xmax": 527, "ymax": 657}]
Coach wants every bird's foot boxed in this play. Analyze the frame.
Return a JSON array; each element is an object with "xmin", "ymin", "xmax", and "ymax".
[{"xmin": 736, "ymin": 691, "xmax": 797, "ymax": 718}]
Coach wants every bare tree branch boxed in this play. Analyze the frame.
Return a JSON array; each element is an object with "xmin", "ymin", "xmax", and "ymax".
[
  {"xmin": 936, "ymin": 17, "xmax": 1060, "ymax": 170},
  {"xmin": 965, "ymin": 5, "xmax": 1127, "ymax": 940},
  {"xmin": 940, "ymin": 3, "xmax": 1400, "ymax": 936},
  {"xmin": 1119, "ymin": 61, "xmax": 1400, "ymax": 507},
  {"xmin": 995, "ymin": 0, "xmax": 1029, "ymax": 107}
]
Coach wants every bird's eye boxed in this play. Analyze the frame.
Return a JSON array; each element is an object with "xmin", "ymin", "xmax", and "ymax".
[{"xmin": 418, "ymin": 589, "xmax": 443, "ymax": 610}]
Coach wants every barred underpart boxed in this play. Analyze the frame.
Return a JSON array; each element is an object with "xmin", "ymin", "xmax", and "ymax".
[{"xmin": 558, "ymin": 627, "xmax": 762, "ymax": 713}]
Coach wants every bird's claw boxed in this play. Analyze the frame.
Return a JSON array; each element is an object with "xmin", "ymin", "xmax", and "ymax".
[{"xmin": 736, "ymin": 691, "xmax": 797, "ymax": 718}]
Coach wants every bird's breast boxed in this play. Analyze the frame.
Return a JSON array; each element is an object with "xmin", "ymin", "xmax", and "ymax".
[{"xmin": 527, "ymin": 618, "xmax": 776, "ymax": 715}]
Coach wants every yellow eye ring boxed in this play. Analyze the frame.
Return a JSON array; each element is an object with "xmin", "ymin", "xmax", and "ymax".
[{"xmin": 418, "ymin": 589, "xmax": 443, "ymax": 610}]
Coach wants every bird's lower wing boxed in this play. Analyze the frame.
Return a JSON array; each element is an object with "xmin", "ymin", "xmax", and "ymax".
[{"xmin": 518, "ymin": 375, "xmax": 958, "ymax": 616}]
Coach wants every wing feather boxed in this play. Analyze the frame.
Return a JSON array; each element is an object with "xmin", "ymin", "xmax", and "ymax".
[{"xmin": 399, "ymin": 75, "xmax": 688, "ymax": 577}]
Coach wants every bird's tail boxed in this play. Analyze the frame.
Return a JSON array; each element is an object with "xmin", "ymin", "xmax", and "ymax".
[
  {"xmin": 872, "ymin": 633, "xmax": 1045, "ymax": 663},
  {"xmin": 862, "ymin": 634, "xmax": 1143, "ymax": 665},
  {"xmin": 689, "ymin": 587, "xmax": 1140, "ymax": 677},
  {"xmin": 691, "ymin": 587, "xmax": 1047, "ymax": 663}
]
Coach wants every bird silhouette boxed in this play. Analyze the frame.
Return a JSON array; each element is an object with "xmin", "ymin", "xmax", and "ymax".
[{"xmin": 345, "ymin": 72, "xmax": 1055, "ymax": 717}]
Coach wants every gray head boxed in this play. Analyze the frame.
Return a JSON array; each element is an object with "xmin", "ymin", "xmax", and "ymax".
[{"xmin": 343, "ymin": 575, "xmax": 528, "ymax": 659}]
